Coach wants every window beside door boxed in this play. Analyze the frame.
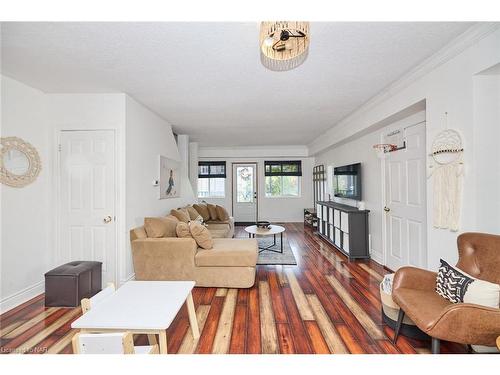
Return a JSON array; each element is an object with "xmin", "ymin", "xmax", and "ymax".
[
  {"xmin": 198, "ymin": 161, "xmax": 226, "ymax": 198},
  {"xmin": 264, "ymin": 160, "xmax": 302, "ymax": 198}
]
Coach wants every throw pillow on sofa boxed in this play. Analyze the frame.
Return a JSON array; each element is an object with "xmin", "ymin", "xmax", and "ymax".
[
  {"xmin": 436, "ymin": 259, "xmax": 500, "ymax": 307},
  {"xmin": 193, "ymin": 203, "xmax": 211, "ymax": 222},
  {"xmin": 189, "ymin": 221, "xmax": 214, "ymax": 249},
  {"xmin": 193, "ymin": 215, "xmax": 204, "ymax": 224},
  {"xmin": 185, "ymin": 206, "xmax": 201, "ymax": 221},
  {"xmin": 176, "ymin": 222, "xmax": 192, "ymax": 238},
  {"xmin": 206, "ymin": 203, "xmax": 218, "ymax": 221},
  {"xmin": 170, "ymin": 208, "xmax": 190, "ymax": 223},
  {"xmin": 144, "ymin": 217, "xmax": 178, "ymax": 238},
  {"xmin": 216, "ymin": 205, "xmax": 230, "ymax": 221}
]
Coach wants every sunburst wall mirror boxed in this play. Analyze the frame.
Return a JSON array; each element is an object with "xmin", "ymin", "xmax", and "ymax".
[{"xmin": 0, "ymin": 136, "xmax": 42, "ymax": 187}]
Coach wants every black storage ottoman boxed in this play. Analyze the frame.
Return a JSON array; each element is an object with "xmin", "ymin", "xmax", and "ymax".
[{"xmin": 44, "ymin": 261, "xmax": 102, "ymax": 307}]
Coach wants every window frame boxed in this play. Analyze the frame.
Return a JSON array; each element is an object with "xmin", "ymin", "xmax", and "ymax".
[
  {"xmin": 264, "ymin": 175, "xmax": 301, "ymax": 198},
  {"xmin": 197, "ymin": 177, "xmax": 226, "ymax": 198},
  {"xmin": 264, "ymin": 160, "xmax": 302, "ymax": 177},
  {"xmin": 198, "ymin": 161, "xmax": 226, "ymax": 179}
]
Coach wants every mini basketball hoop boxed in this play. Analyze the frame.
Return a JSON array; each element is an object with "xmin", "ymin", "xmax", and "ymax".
[{"xmin": 373, "ymin": 144, "xmax": 397, "ymax": 159}]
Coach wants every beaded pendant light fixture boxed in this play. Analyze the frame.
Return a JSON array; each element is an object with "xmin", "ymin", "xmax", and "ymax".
[{"xmin": 260, "ymin": 21, "xmax": 310, "ymax": 71}]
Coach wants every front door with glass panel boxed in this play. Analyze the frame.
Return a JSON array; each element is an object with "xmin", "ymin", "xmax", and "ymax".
[{"xmin": 232, "ymin": 163, "xmax": 257, "ymax": 223}]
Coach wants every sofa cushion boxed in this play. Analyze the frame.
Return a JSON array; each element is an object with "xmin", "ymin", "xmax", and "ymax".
[
  {"xmin": 207, "ymin": 204, "xmax": 218, "ymax": 221},
  {"xmin": 195, "ymin": 238, "xmax": 258, "ymax": 267},
  {"xmin": 206, "ymin": 223, "xmax": 231, "ymax": 238},
  {"xmin": 186, "ymin": 206, "xmax": 201, "ymax": 221},
  {"xmin": 176, "ymin": 222, "xmax": 192, "ymax": 238},
  {"xmin": 190, "ymin": 222, "xmax": 214, "ymax": 250},
  {"xmin": 209, "ymin": 229, "xmax": 230, "ymax": 238},
  {"xmin": 216, "ymin": 205, "xmax": 230, "ymax": 221},
  {"xmin": 206, "ymin": 220, "xmax": 230, "ymax": 224},
  {"xmin": 193, "ymin": 204, "xmax": 211, "ymax": 221},
  {"xmin": 144, "ymin": 217, "xmax": 179, "ymax": 238},
  {"xmin": 170, "ymin": 208, "xmax": 190, "ymax": 223}
]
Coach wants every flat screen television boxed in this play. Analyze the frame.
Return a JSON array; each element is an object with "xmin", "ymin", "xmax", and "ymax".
[{"xmin": 333, "ymin": 163, "xmax": 362, "ymax": 201}]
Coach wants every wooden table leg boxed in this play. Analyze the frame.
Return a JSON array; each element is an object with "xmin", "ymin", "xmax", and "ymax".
[
  {"xmin": 158, "ymin": 331, "xmax": 168, "ymax": 354},
  {"xmin": 186, "ymin": 292, "xmax": 200, "ymax": 339},
  {"xmin": 147, "ymin": 334, "xmax": 158, "ymax": 345}
]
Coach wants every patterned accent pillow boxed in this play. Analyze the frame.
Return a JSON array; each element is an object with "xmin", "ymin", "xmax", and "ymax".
[
  {"xmin": 436, "ymin": 259, "xmax": 500, "ymax": 307},
  {"xmin": 436, "ymin": 259, "xmax": 474, "ymax": 303}
]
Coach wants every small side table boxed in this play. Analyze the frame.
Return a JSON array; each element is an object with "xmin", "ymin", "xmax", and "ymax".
[{"xmin": 244, "ymin": 224, "xmax": 285, "ymax": 253}]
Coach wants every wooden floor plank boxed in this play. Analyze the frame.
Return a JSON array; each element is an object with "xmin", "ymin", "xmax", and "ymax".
[
  {"xmin": 212, "ymin": 289, "xmax": 238, "ymax": 354},
  {"xmin": 177, "ymin": 305, "xmax": 211, "ymax": 354},
  {"xmin": 0, "ymin": 224, "xmax": 467, "ymax": 355},
  {"xmin": 46, "ymin": 330, "xmax": 78, "ymax": 354},
  {"xmin": 336, "ymin": 324, "xmax": 366, "ymax": 354},
  {"xmin": 275, "ymin": 323, "xmax": 295, "ymax": 354},
  {"xmin": 246, "ymin": 284, "xmax": 261, "ymax": 354},
  {"xmin": 358, "ymin": 263, "xmax": 384, "ymax": 282},
  {"xmin": 281, "ymin": 287, "xmax": 312, "ymax": 354},
  {"xmin": 285, "ymin": 269, "xmax": 314, "ymax": 321},
  {"xmin": 229, "ymin": 304, "xmax": 247, "ymax": 354},
  {"xmin": 9, "ymin": 308, "xmax": 81, "ymax": 354},
  {"xmin": 215, "ymin": 288, "xmax": 228, "ymax": 297},
  {"xmin": 259, "ymin": 281, "xmax": 278, "ymax": 354},
  {"xmin": 306, "ymin": 294, "xmax": 348, "ymax": 354},
  {"xmin": 199, "ymin": 288, "xmax": 217, "ymax": 305},
  {"xmin": 196, "ymin": 297, "xmax": 224, "ymax": 354},
  {"xmin": 267, "ymin": 271, "xmax": 288, "ymax": 324},
  {"xmin": 326, "ymin": 275, "xmax": 384, "ymax": 340},
  {"xmin": 304, "ymin": 321, "xmax": 330, "ymax": 354},
  {"xmin": 2, "ymin": 308, "xmax": 59, "ymax": 339}
]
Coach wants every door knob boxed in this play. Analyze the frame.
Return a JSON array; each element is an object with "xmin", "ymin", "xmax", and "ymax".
[
  {"xmin": 103, "ymin": 215, "xmax": 112, "ymax": 224},
  {"xmin": 254, "ymin": 192, "xmax": 257, "ymax": 199},
  {"xmin": 384, "ymin": 206, "xmax": 391, "ymax": 212}
]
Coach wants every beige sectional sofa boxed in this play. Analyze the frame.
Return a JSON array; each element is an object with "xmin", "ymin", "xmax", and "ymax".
[{"xmin": 130, "ymin": 207, "xmax": 258, "ymax": 288}]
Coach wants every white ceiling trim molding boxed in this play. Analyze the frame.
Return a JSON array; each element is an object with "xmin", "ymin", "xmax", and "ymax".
[
  {"xmin": 198, "ymin": 145, "xmax": 309, "ymax": 159},
  {"xmin": 308, "ymin": 22, "xmax": 500, "ymax": 155}
]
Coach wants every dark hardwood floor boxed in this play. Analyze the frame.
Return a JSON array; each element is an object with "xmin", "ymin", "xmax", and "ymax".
[{"xmin": 0, "ymin": 223, "xmax": 468, "ymax": 354}]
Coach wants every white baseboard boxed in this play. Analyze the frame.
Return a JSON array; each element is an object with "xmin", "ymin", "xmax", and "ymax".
[
  {"xmin": 370, "ymin": 251, "xmax": 384, "ymax": 266},
  {"xmin": 119, "ymin": 273, "xmax": 135, "ymax": 286},
  {"xmin": 0, "ymin": 280, "xmax": 45, "ymax": 314}
]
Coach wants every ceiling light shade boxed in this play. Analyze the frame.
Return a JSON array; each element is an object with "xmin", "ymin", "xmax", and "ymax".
[{"xmin": 260, "ymin": 21, "xmax": 310, "ymax": 71}]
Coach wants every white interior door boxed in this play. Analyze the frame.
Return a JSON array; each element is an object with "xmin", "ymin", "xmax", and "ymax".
[
  {"xmin": 232, "ymin": 163, "xmax": 257, "ymax": 223},
  {"xmin": 384, "ymin": 122, "xmax": 427, "ymax": 271},
  {"xmin": 59, "ymin": 130, "xmax": 116, "ymax": 285}
]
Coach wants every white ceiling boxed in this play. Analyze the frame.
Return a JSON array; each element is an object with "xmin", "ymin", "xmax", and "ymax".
[{"xmin": 1, "ymin": 22, "xmax": 473, "ymax": 146}]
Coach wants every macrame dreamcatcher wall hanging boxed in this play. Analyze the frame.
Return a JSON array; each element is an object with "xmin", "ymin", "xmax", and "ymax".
[{"xmin": 428, "ymin": 117, "xmax": 464, "ymax": 232}]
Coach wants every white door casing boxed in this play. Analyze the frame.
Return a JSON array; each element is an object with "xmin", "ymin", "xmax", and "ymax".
[
  {"xmin": 59, "ymin": 130, "xmax": 116, "ymax": 285},
  {"xmin": 384, "ymin": 122, "xmax": 427, "ymax": 271},
  {"xmin": 232, "ymin": 163, "xmax": 258, "ymax": 223}
]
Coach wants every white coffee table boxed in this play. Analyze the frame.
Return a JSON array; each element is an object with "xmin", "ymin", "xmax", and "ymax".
[
  {"xmin": 71, "ymin": 281, "xmax": 199, "ymax": 354},
  {"xmin": 245, "ymin": 224, "xmax": 285, "ymax": 253}
]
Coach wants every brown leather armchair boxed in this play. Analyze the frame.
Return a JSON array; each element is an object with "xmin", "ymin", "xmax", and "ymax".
[{"xmin": 392, "ymin": 232, "xmax": 500, "ymax": 353}]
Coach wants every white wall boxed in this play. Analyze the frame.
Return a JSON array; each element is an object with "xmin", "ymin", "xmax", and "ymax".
[
  {"xmin": 1, "ymin": 76, "xmax": 51, "ymax": 311},
  {"xmin": 473, "ymin": 71, "xmax": 500, "ymax": 234},
  {"xmin": 198, "ymin": 154, "xmax": 314, "ymax": 222},
  {"xmin": 0, "ymin": 78, "xmax": 193, "ymax": 312},
  {"xmin": 0, "ymin": 80, "xmax": 128, "ymax": 312},
  {"xmin": 310, "ymin": 25, "xmax": 500, "ymax": 270},
  {"xmin": 315, "ymin": 111, "xmax": 426, "ymax": 264},
  {"xmin": 124, "ymin": 96, "xmax": 194, "ymax": 281}
]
